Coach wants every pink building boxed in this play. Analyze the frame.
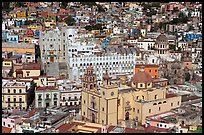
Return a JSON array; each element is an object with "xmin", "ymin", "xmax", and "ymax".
[{"xmin": 2, "ymin": 116, "xmax": 22, "ymax": 133}]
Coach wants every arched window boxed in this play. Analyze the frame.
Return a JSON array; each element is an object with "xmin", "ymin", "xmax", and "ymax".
[{"xmin": 153, "ymin": 103, "xmax": 157, "ymax": 105}]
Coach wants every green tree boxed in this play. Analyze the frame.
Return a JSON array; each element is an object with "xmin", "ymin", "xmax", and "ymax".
[
  {"xmin": 15, "ymin": 2, "xmax": 26, "ymax": 7},
  {"xmin": 61, "ymin": 2, "xmax": 68, "ymax": 9},
  {"xmin": 65, "ymin": 15, "xmax": 75, "ymax": 26},
  {"xmin": 169, "ymin": 44, "xmax": 176, "ymax": 51}
]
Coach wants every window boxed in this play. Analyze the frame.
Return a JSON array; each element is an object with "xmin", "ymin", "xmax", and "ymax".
[
  {"xmin": 155, "ymin": 70, "xmax": 157, "ymax": 72},
  {"xmin": 149, "ymin": 69, "xmax": 151, "ymax": 72},
  {"xmin": 8, "ymin": 89, "xmax": 10, "ymax": 93},
  {"xmin": 102, "ymin": 107, "xmax": 104, "ymax": 111},
  {"xmin": 63, "ymin": 97, "xmax": 65, "ymax": 101},
  {"xmin": 19, "ymin": 89, "xmax": 22, "ymax": 93},
  {"xmin": 46, "ymin": 94, "xmax": 49, "ymax": 99},
  {"xmin": 3, "ymin": 122, "xmax": 5, "ymax": 126},
  {"xmin": 171, "ymin": 103, "xmax": 173, "ymax": 107},
  {"xmin": 142, "ymin": 96, "xmax": 144, "ymax": 100},
  {"xmin": 14, "ymin": 98, "xmax": 16, "ymax": 102},
  {"xmin": 159, "ymin": 107, "xmax": 161, "ymax": 111},
  {"xmin": 163, "ymin": 101, "xmax": 167, "ymax": 103},
  {"xmin": 149, "ymin": 109, "xmax": 151, "ymax": 113},
  {"xmin": 84, "ymin": 100, "xmax": 86, "ymax": 104},
  {"xmin": 140, "ymin": 84, "xmax": 143, "ymax": 87},
  {"xmin": 155, "ymin": 95, "xmax": 157, "ymax": 99},
  {"xmin": 177, "ymin": 101, "xmax": 179, "ymax": 105},
  {"xmin": 54, "ymin": 101, "xmax": 57, "ymax": 106},
  {"xmin": 136, "ymin": 96, "xmax": 139, "ymax": 100},
  {"xmin": 14, "ymin": 89, "xmax": 16, "ymax": 93},
  {"xmin": 137, "ymin": 109, "xmax": 139, "ymax": 113},
  {"xmin": 153, "ymin": 103, "xmax": 157, "ymax": 105},
  {"xmin": 160, "ymin": 124, "xmax": 162, "ymax": 127},
  {"xmin": 164, "ymin": 125, "xmax": 167, "ymax": 128},
  {"xmin": 83, "ymin": 112, "xmax": 85, "ymax": 115},
  {"xmin": 19, "ymin": 98, "xmax": 22, "ymax": 102},
  {"xmin": 147, "ymin": 83, "xmax": 150, "ymax": 86},
  {"xmin": 133, "ymin": 108, "xmax": 135, "ymax": 112}
]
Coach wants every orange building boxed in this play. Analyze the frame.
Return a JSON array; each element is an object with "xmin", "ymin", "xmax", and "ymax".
[{"xmin": 134, "ymin": 64, "xmax": 159, "ymax": 79}]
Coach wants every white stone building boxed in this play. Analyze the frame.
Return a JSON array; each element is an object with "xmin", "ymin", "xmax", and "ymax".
[{"xmin": 67, "ymin": 48, "xmax": 138, "ymax": 82}]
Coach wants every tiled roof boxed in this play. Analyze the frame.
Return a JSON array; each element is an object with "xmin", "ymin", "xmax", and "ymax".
[
  {"xmin": 135, "ymin": 64, "xmax": 159, "ymax": 68},
  {"xmin": 23, "ymin": 62, "xmax": 41, "ymax": 70},
  {"xmin": 166, "ymin": 93, "xmax": 178, "ymax": 98},
  {"xmin": 36, "ymin": 86, "xmax": 58, "ymax": 91},
  {"xmin": 144, "ymin": 126, "xmax": 171, "ymax": 133},
  {"xmin": 124, "ymin": 128, "xmax": 146, "ymax": 133},
  {"xmin": 107, "ymin": 126, "xmax": 115, "ymax": 132},
  {"xmin": 2, "ymin": 127, "xmax": 12, "ymax": 133},
  {"xmin": 132, "ymin": 70, "xmax": 153, "ymax": 83}
]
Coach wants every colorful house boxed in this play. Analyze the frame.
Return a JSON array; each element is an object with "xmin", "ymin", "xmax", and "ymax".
[
  {"xmin": 23, "ymin": 37, "xmax": 33, "ymax": 43},
  {"xmin": 135, "ymin": 64, "xmax": 159, "ymax": 78},
  {"xmin": 26, "ymin": 30, "xmax": 34, "ymax": 37},
  {"xmin": 6, "ymin": 34, "xmax": 19, "ymax": 43},
  {"xmin": 35, "ymin": 86, "xmax": 60, "ymax": 108},
  {"xmin": 16, "ymin": 11, "xmax": 27, "ymax": 18}
]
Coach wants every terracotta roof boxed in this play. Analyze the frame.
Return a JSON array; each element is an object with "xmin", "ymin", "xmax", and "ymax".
[
  {"xmin": 135, "ymin": 64, "xmax": 159, "ymax": 68},
  {"xmin": 2, "ymin": 127, "xmax": 12, "ymax": 133},
  {"xmin": 56, "ymin": 123, "xmax": 75, "ymax": 133},
  {"xmin": 36, "ymin": 86, "xmax": 58, "ymax": 91},
  {"xmin": 132, "ymin": 69, "xmax": 153, "ymax": 83},
  {"xmin": 23, "ymin": 62, "xmax": 41, "ymax": 70},
  {"xmin": 124, "ymin": 128, "xmax": 146, "ymax": 133},
  {"xmin": 144, "ymin": 126, "xmax": 171, "ymax": 133},
  {"xmin": 16, "ymin": 69, "xmax": 23, "ymax": 74},
  {"xmin": 107, "ymin": 126, "xmax": 115, "ymax": 132},
  {"xmin": 166, "ymin": 93, "xmax": 177, "ymax": 98}
]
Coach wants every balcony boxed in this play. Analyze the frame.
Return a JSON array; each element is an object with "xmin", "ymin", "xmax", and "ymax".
[
  {"xmin": 45, "ymin": 98, "xmax": 51, "ymax": 101},
  {"xmin": 53, "ymin": 97, "xmax": 58, "ymax": 100},
  {"xmin": 5, "ymin": 101, "xmax": 24, "ymax": 103},
  {"xmin": 88, "ymin": 106, "xmax": 98, "ymax": 112}
]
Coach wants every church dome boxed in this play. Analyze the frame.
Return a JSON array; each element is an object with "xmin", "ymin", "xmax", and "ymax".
[
  {"xmin": 156, "ymin": 33, "xmax": 168, "ymax": 42},
  {"xmin": 132, "ymin": 68, "xmax": 153, "ymax": 83}
]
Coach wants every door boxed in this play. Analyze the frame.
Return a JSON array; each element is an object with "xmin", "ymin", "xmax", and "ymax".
[
  {"xmin": 125, "ymin": 112, "xmax": 129, "ymax": 120},
  {"xmin": 50, "ymin": 57, "xmax": 54, "ymax": 62}
]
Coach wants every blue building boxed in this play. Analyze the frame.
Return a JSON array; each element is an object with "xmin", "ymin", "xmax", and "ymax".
[
  {"xmin": 6, "ymin": 34, "xmax": 19, "ymax": 43},
  {"xmin": 185, "ymin": 34, "xmax": 202, "ymax": 41},
  {"xmin": 34, "ymin": 30, "xmax": 40, "ymax": 36}
]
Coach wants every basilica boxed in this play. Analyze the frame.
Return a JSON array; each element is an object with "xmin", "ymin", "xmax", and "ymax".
[{"xmin": 81, "ymin": 66, "xmax": 181, "ymax": 126}]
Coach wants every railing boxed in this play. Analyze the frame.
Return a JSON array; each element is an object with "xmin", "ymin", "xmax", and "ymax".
[{"xmin": 5, "ymin": 101, "xmax": 24, "ymax": 103}]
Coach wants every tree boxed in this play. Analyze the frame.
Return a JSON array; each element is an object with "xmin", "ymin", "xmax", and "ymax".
[
  {"xmin": 65, "ymin": 15, "xmax": 75, "ymax": 26},
  {"xmin": 61, "ymin": 2, "xmax": 68, "ymax": 9},
  {"xmin": 185, "ymin": 72, "xmax": 191, "ymax": 81},
  {"xmin": 169, "ymin": 44, "xmax": 176, "ymax": 51},
  {"xmin": 15, "ymin": 2, "xmax": 25, "ymax": 7}
]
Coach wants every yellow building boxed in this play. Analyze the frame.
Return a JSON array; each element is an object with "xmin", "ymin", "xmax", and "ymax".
[
  {"xmin": 44, "ymin": 20, "xmax": 56, "ymax": 29},
  {"xmin": 16, "ymin": 11, "xmax": 27, "ymax": 18},
  {"xmin": 2, "ymin": 81, "xmax": 29, "ymax": 110},
  {"xmin": 81, "ymin": 66, "xmax": 181, "ymax": 126},
  {"xmin": 2, "ymin": 60, "xmax": 13, "ymax": 68},
  {"xmin": 23, "ymin": 37, "xmax": 33, "ymax": 43},
  {"xmin": 13, "ymin": 62, "xmax": 41, "ymax": 78},
  {"xmin": 2, "ymin": 42, "xmax": 35, "ymax": 54}
]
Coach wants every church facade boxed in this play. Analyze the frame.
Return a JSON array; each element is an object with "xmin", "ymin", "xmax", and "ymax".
[{"xmin": 81, "ymin": 66, "xmax": 181, "ymax": 126}]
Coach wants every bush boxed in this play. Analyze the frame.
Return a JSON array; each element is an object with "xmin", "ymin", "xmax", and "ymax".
[{"xmin": 65, "ymin": 15, "xmax": 75, "ymax": 26}]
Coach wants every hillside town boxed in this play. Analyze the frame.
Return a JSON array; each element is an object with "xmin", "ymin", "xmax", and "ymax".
[{"xmin": 2, "ymin": 2, "xmax": 202, "ymax": 133}]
